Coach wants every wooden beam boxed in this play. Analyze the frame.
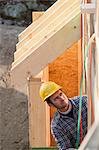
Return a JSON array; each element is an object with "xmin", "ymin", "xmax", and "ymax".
[
  {"xmin": 78, "ymin": 120, "xmax": 99, "ymax": 150},
  {"xmin": 28, "ymin": 78, "xmax": 50, "ymax": 147},
  {"xmin": 27, "ymin": 12, "xmax": 50, "ymax": 148},
  {"xmin": 78, "ymin": 39, "xmax": 82, "ymax": 95},
  {"xmin": 18, "ymin": 0, "xmax": 66, "ymax": 41},
  {"xmin": 80, "ymin": 3, "xmax": 96, "ymax": 14},
  {"xmin": 95, "ymin": 0, "xmax": 99, "ymax": 106},
  {"xmin": 31, "ymin": 12, "xmax": 49, "ymax": 85},
  {"xmin": 31, "ymin": 12, "xmax": 45, "ymax": 79},
  {"xmin": 14, "ymin": 1, "xmax": 80, "ymax": 60},
  {"xmin": 95, "ymin": 0, "xmax": 99, "ymax": 99},
  {"xmin": 78, "ymin": 1, "xmax": 99, "ymax": 148},
  {"xmin": 11, "ymin": 13, "xmax": 80, "ymax": 89},
  {"xmin": 16, "ymin": 0, "xmax": 78, "ymax": 51},
  {"xmin": 32, "ymin": 12, "xmax": 44, "ymax": 22}
]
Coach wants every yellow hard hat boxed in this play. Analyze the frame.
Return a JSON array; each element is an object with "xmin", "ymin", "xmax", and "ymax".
[{"xmin": 39, "ymin": 81, "xmax": 62, "ymax": 102}]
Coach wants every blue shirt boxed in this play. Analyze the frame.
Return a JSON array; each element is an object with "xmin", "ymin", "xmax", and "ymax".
[{"xmin": 51, "ymin": 96, "xmax": 88, "ymax": 150}]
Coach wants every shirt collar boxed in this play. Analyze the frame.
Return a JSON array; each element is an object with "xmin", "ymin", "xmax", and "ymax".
[{"xmin": 69, "ymin": 98, "xmax": 76, "ymax": 107}]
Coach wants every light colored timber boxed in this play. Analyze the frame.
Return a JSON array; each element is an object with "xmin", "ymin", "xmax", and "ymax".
[
  {"xmin": 11, "ymin": 13, "xmax": 80, "ymax": 89},
  {"xmin": 32, "ymin": 12, "xmax": 44, "ymax": 22},
  {"xmin": 32, "ymin": 12, "xmax": 49, "ymax": 85},
  {"xmin": 14, "ymin": 1, "xmax": 80, "ymax": 60},
  {"xmin": 78, "ymin": 120, "xmax": 99, "ymax": 150},
  {"xmin": 31, "ymin": 12, "xmax": 45, "ymax": 80},
  {"xmin": 29, "ymin": 13, "xmax": 50, "ymax": 147},
  {"xmin": 96, "ymin": 0, "xmax": 99, "ymax": 96},
  {"xmin": 79, "ymin": 1, "xmax": 99, "ymax": 149},
  {"xmin": 80, "ymin": 3, "xmax": 96, "ymax": 14},
  {"xmin": 18, "ymin": 0, "xmax": 66, "ymax": 41},
  {"xmin": 28, "ymin": 78, "xmax": 50, "ymax": 147},
  {"xmin": 16, "ymin": 0, "xmax": 78, "ymax": 51},
  {"xmin": 13, "ymin": 7, "xmax": 80, "ymax": 66}
]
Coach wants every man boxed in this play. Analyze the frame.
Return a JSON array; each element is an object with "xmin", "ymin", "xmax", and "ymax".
[{"xmin": 39, "ymin": 81, "xmax": 87, "ymax": 150}]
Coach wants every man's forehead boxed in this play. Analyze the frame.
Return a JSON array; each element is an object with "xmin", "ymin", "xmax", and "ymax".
[{"xmin": 50, "ymin": 90, "xmax": 62, "ymax": 99}]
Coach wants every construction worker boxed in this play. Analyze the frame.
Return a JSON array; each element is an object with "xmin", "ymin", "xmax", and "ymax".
[{"xmin": 39, "ymin": 81, "xmax": 88, "ymax": 150}]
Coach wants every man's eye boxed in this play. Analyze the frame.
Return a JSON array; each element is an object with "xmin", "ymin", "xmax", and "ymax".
[
  {"xmin": 59, "ymin": 93, "xmax": 62, "ymax": 96},
  {"xmin": 55, "ymin": 96, "xmax": 59, "ymax": 99}
]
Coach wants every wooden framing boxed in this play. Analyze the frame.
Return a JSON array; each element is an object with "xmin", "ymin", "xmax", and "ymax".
[
  {"xmin": 28, "ymin": 12, "xmax": 50, "ymax": 148},
  {"xmin": 80, "ymin": 0, "xmax": 95, "ymax": 129},
  {"xmin": 11, "ymin": 14, "xmax": 80, "ymax": 89},
  {"xmin": 18, "ymin": 0, "xmax": 68, "ymax": 41},
  {"xmin": 11, "ymin": 0, "xmax": 80, "ymax": 89},
  {"xmin": 77, "ymin": 40, "xmax": 82, "ymax": 95},
  {"xmin": 10, "ymin": 0, "xmax": 99, "ymax": 148},
  {"xmin": 15, "ymin": 0, "xmax": 80, "ymax": 57},
  {"xmin": 78, "ymin": 120, "xmax": 99, "ymax": 150},
  {"xmin": 80, "ymin": 3, "xmax": 96, "ymax": 14},
  {"xmin": 78, "ymin": 0, "xmax": 99, "ymax": 148},
  {"xmin": 28, "ymin": 78, "xmax": 50, "ymax": 147},
  {"xmin": 16, "ymin": 0, "xmax": 73, "ymax": 50},
  {"xmin": 32, "ymin": 12, "xmax": 44, "ymax": 22},
  {"xmin": 96, "ymin": 0, "xmax": 99, "ymax": 96}
]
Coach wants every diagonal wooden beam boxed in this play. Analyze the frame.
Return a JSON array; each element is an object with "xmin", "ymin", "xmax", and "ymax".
[
  {"xmin": 16, "ymin": 0, "xmax": 78, "ymax": 51},
  {"xmin": 18, "ymin": 0, "xmax": 66, "ymax": 41},
  {"xmin": 14, "ymin": 0, "xmax": 80, "ymax": 61},
  {"xmin": 11, "ymin": 13, "xmax": 80, "ymax": 89}
]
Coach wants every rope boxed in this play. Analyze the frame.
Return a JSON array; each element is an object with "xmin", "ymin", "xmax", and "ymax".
[{"xmin": 76, "ymin": 67, "xmax": 83, "ymax": 149}]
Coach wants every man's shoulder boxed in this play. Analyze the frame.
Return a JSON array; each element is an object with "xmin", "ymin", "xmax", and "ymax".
[
  {"xmin": 70, "ymin": 95, "xmax": 88, "ymax": 100},
  {"xmin": 69, "ymin": 95, "xmax": 88, "ymax": 105}
]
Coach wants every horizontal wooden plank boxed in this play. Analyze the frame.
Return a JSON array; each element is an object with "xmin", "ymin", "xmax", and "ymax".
[
  {"xmin": 16, "ymin": 0, "xmax": 77, "ymax": 50},
  {"xmin": 15, "ymin": 1, "xmax": 80, "ymax": 60},
  {"xmin": 81, "ymin": 3, "xmax": 96, "ymax": 14},
  {"xmin": 18, "ymin": 0, "xmax": 65, "ymax": 41},
  {"xmin": 11, "ymin": 13, "xmax": 80, "ymax": 89}
]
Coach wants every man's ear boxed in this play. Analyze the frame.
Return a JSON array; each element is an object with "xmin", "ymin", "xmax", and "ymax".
[{"xmin": 48, "ymin": 102, "xmax": 54, "ymax": 107}]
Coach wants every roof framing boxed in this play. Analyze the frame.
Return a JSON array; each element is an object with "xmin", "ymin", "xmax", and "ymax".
[{"xmin": 11, "ymin": 0, "xmax": 80, "ymax": 89}]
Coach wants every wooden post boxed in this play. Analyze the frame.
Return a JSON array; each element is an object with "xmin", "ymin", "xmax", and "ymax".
[
  {"xmin": 78, "ymin": 39, "xmax": 82, "ymax": 95},
  {"xmin": 28, "ymin": 12, "xmax": 50, "ymax": 148},
  {"xmin": 78, "ymin": 0, "xmax": 99, "ymax": 149},
  {"xmin": 28, "ymin": 77, "xmax": 50, "ymax": 147},
  {"xmin": 96, "ymin": 0, "xmax": 99, "ymax": 96},
  {"xmin": 94, "ymin": 0, "xmax": 99, "ymax": 121}
]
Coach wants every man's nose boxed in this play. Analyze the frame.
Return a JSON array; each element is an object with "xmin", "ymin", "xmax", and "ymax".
[{"xmin": 58, "ymin": 95, "xmax": 65, "ymax": 100}]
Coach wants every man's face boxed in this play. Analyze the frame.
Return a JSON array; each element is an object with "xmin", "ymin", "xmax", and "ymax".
[{"xmin": 50, "ymin": 90, "xmax": 68, "ymax": 109}]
